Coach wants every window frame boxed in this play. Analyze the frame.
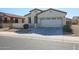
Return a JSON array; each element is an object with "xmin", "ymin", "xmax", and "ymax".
[{"xmin": 28, "ymin": 17, "xmax": 31, "ymax": 23}]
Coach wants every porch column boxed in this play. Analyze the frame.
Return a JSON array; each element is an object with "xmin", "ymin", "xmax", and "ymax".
[
  {"xmin": 13, "ymin": 17, "xmax": 15, "ymax": 22},
  {"xmin": 7, "ymin": 17, "xmax": 10, "ymax": 23},
  {"xmin": 10, "ymin": 17, "xmax": 15, "ymax": 28},
  {"xmin": 8, "ymin": 17, "xmax": 12, "ymax": 28}
]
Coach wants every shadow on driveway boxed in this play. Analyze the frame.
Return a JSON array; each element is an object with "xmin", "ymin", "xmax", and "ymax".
[{"xmin": 15, "ymin": 28, "xmax": 63, "ymax": 35}]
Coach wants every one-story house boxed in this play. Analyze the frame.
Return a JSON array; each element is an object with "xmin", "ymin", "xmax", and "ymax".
[
  {"xmin": 65, "ymin": 18, "xmax": 72, "ymax": 25},
  {"xmin": 0, "ymin": 12, "xmax": 25, "ymax": 28},
  {"xmin": 72, "ymin": 16, "xmax": 79, "ymax": 25},
  {"xmin": 71, "ymin": 16, "xmax": 79, "ymax": 34},
  {"xmin": 24, "ymin": 8, "xmax": 67, "ymax": 28}
]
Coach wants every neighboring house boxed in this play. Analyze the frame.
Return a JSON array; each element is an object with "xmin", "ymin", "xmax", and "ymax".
[
  {"xmin": 72, "ymin": 16, "xmax": 79, "ymax": 25},
  {"xmin": 24, "ymin": 8, "xmax": 67, "ymax": 28},
  {"xmin": 71, "ymin": 16, "xmax": 79, "ymax": 34},
  {"xmin": 65, "ymin": 18, "xmax": 72, "ymax": 25},
  {"xmin": 0, "ymin": 12, "xmax": 25, "ymax": 28}
]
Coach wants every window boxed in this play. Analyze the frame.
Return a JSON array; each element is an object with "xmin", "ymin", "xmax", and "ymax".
[
  {"xmin": 28, "ymin": 17, "xmax": 31, "ymax": 23},
  {"xmin": 66, "ymin": 21, "xmax": 71, "ymax": 25},
  {"xmin": 15, "ymin": 18, "xmax": 18, "ymax": 23},
  {"xmin": 22, "ymin": 19, "xmax": 24, "ymax": 23},
  {"xmin": 40, "ymin": 18, "xmax": 44, "ymax": 20},
  {"xmin": 4, "ymin": 18, "xmax": 8, "ymax": 23},
  {"xmin": 52, "ymin": 18, "xmax": 56, "ymax": 19},
  {"xmin": 34, "ymin": 16, "xmax": 38, "ymax": 23},
  {"xmin": 46, "ymin": 18, "xmax": 51, "ymax": 19},
  {"xmin": 57, "ymin": 17, "xmax": 62, "ymax": 19}
]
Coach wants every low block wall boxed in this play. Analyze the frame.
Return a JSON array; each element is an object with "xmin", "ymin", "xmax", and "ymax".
[
  {"xmin": 12, "ymin": 23, "xmax": 24, "ymax": 28},
  {"xmin": 71, "ymin": 25, "xmax": 79, "ymax": 34}
]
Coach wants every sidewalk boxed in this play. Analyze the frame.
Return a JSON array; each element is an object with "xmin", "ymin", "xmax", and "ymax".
[{"xmin": 0, "ymin": 32, "xmax": 79, "ymax": 44}]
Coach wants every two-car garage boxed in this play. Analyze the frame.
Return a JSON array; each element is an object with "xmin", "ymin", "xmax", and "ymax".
[
  {"xmin": 36, "ymin": 9, "xmax": 66, "ymax": 28},
  {"xmin": 40, "ymin": 18, "xmax": 63, "ymax": 27}
]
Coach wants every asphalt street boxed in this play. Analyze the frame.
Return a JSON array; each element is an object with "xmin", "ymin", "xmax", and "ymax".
[{"xmin": 0, "ymin": 36, "xmax": 79, "ymax": 50}]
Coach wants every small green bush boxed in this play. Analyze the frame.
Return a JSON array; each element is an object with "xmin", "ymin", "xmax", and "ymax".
[{"xmin": 63, "ymin": 25, "xmax": 72, "ymax": 33}]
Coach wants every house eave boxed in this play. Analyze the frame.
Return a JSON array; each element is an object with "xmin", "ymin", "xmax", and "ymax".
[
  {"xmin": 29, "ymin": 8, "xmax": 43, "ymax": 12},
  {"xmin": 36, "ymin": 8, "xmax": 67, "ymax": 16}
]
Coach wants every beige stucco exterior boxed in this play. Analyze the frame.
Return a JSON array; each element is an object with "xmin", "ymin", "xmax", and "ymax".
[
  {"xmin": 0, "ymin": 13, "xmax": 25, "ymax": 28},
  {"xmin": 71, "ymin": 17, "xmax": 79, "ymax": 34},
  {"xmin": 25, "ymin": 10, "xmax": 42, "ymax": 27},
  {"xmin": 71, "ymin": 25, "xmax": 79, "ymax": 34},
  {"xmin": 37, "ymin": 10, "xmax": 66, "ymax": 27},
  {"xmin": 12, "ymin": 18, "xmax": 25, "ymax": 28},
  {"xmin": 38, "ymin": 10, "xmax": 66, "ymax": 17},
  {"xmin": 64, "ymin": 18, "xmax": 72, "ymax": 25}
]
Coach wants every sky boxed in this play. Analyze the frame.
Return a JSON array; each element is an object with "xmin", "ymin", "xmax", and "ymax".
[{"xmin": 0, "ymin": 8, "xmax": 79, "ymax": 18}]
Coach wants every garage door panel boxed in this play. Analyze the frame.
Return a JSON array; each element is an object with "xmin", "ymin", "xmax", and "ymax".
[{"xmin": 40, "ymin": 19, "xmax": 62, "ymax": 27}]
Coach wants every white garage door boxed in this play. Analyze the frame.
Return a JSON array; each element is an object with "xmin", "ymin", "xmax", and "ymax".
[{"xmin": 40, "ymin": 19, "xmax": 63, "ymax": 27}]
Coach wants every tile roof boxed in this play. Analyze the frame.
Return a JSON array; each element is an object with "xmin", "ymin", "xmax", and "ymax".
[{"xmin": 0, "ymin": 12, "xmax": 25, "ymax": 18}]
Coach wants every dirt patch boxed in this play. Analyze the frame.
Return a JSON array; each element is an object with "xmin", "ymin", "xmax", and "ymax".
[
  {"xmin": 63, "ymin": 32, "xmax": 79, "ymax": 37},
  {"xmin": 0, "ymin": 28, "xmax": 10, "ymax": 31},
  {"xmin": 8, "ymin": 29, "xmax": 18, "ymax": 32}
]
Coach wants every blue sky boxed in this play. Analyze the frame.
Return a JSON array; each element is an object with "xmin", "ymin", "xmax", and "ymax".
[{"xmin": 0, "ymin": 8, "xmax": 79, "ymax": 18}]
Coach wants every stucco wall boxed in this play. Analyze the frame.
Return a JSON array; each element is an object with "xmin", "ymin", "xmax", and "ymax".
[
  {"xmin": 71, "ymin": 25, "xmax": 79, "ymax": 34},
  {"xmin": 24, "ymin": 10, "xmax": 41, "ymax": 27},
  {"xmin": 30, "ymin": 10, "xmax": 41, "ymax": 27},
  {"xmin": 38, "ymin": 10, "xmax": 66, "ymax": 17},
  {"xmin": 24, "ymin": 14, "xmax": 31, "ymax": 24},
  {"xmin": 38, "ymin": 10, "xmax": 66, "ymax": 26},
  {"xmin": 12, "ymin": 23, "xmax": 24, "ymax": 28},
  {"xmin": 12, "ymin": 18, "xmax": 25, "ymax": 28}
]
